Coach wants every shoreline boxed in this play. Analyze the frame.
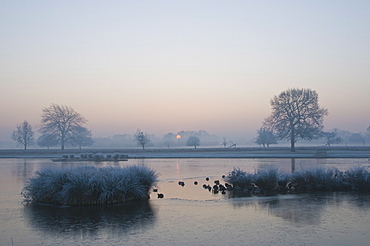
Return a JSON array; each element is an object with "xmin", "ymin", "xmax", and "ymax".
[{"xmin": 1, "ymin": 147, "xmax": 370, "ymax": 159}]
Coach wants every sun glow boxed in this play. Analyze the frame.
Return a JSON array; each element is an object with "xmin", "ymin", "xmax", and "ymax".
[{"xmin": 176, "ymin": 135, "xmax": 181, "ymax": 139}]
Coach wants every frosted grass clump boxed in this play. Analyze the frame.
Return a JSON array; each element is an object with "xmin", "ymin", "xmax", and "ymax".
[
  {"xmin": 23, "ymin": 165, "xmax": 158, "ymax": 206},
  {"xmin": 226, "ymin": 167, "xmax": 254, "ymax": 189},
  {"xmin": 224, "ymin": 166, "xmax": 370, "ymax": 194}
]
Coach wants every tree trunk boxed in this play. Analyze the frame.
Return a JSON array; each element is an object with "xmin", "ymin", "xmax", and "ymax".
[{"xmin": 290, "ymin": 128, "xmax": 295, "ymax": 152}]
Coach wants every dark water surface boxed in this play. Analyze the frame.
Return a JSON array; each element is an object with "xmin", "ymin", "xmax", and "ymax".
[{"xmin": 1, "ymin": 158, "xmax": 370, "ymax": 246}]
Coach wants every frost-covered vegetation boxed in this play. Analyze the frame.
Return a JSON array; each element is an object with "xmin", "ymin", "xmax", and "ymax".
[
  {"xmin": 224, "ymin": 166, "xmax": 370, "ymax": 195},
  {"xmin": 54, "ymin": 153, "xmax": 128, "ymax": 162},
  {"xmin": 23, "ymin": 165, "xmax": 158, "ymax": 206}
]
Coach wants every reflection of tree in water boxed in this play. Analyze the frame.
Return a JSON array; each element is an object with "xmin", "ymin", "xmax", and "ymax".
[
  {"xmin": 23, "ymin": 200, "xmax": 156, "ymax": 239},
  {"xmin": 230, "ymin": 193, "xmax": 370, "ymax": 225},
  {"xmin": 12, "ymin": 160, "xmax": 36, "ymax": 183}
]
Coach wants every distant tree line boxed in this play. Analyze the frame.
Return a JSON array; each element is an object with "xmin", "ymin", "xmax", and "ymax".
[
  {"xmin": 10, "ymin": 93, "xmax": 370, "ymax": 151},
  {"xmin": 12, "ymin": 104, "xmax": 94, "ymax": 150}
]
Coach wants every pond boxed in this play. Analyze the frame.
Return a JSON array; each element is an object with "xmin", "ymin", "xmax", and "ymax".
[{"xmin": 0, "ymin": 158, "xmax": 370, "ymax": 246}]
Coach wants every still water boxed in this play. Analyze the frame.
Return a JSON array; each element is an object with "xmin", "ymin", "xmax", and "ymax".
[{"xmin": 0, "ymin": 158, "xmax": 370, "ymax": 246}]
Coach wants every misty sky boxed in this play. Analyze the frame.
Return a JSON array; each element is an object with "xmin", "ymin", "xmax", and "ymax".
[{"xmin": 1, "ymin": 1, "xmax": 370, "ymax": 143}]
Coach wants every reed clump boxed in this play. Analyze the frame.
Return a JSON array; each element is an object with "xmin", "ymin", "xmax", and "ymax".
[
  {"xmin": 224, "ymin": 165, "xmax": 370, "ymax": 195},
  {"xmin": 22, "ymin": 165, "xmax": 158, "ymax": 206}
]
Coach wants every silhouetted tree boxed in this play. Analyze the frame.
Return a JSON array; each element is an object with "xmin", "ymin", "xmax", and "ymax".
[
  {"xmin": 162, "ymin": 133, "xmax": 176, "ymax": 148},
  {"xmin": 222, "ymin": 136, "xmax": 227, "ymax": 148},
  {"xmin": 134, "ymin": 129, "xmax": 150, "ymax": 150},
  {"xmin": 69, "ymin": 126, "xmax": 94, "ymax": 149},
  {"xmin": 264, "ymin": 88, "xmax": 328, "ymax": 152},
  {"xmin": 366, "ymin": 126, "xmax": 370, "ymax": 145},
  {"xmin": 322, "ymin": 130, "xmax": 342, "ymax": 147},
  {"xmin": 254, "ymin": 127, "xmax": 277, "ymax": 148},
  {"xmin": 37, "ymin": 134, "xmax": 59, "ymax": 149},
  {"xmin": 40, "ymin": 104, "xmax": 87, "ymax": 150},
  {"xmin": 348, "ymin": 133, "xmax": 366, "ymax": 146},
  {"xmin": 186, "ymin": 136, "xmax": 200, "ymax": 149},
  {"xmin": 11, "ymin": 121, "xmax": 34, "ymax": 150}
]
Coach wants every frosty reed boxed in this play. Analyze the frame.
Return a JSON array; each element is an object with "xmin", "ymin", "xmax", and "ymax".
[
  {"xmin": 225, "ymin": 166, "xmax": 370, "ymax": 195},
  {"xmin": 23, "ymin": 165, "xmax": 158, "ymax": 206}
]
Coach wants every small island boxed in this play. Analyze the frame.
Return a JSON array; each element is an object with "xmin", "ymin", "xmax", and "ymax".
[
  {"xmin": 51, "ymin": 153, "xmax": 128, "ymax": 162},
  {"xmin": 22, "ymin": 165, "xmax": 158, "ymax": 206}
]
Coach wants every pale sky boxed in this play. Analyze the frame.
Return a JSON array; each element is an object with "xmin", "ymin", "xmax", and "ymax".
[{"xmin": 1, "ymin": 1, "xmax": 370, "ymax": 144}]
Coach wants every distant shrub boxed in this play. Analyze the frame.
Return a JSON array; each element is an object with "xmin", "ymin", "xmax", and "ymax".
[
  {"xmin": 93, "ymin": 153, "xmax": 104, "ymax": 161},
  {"xmin": 23, "ymin": 165, "xmax": 158, "ymax": 206}
]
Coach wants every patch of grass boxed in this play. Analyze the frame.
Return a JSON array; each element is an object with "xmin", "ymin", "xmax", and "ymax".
[
  {"xmin": 224, "ymin": 166, "xmax": 370, "ymax": 194},
  {"xmin": 23, "ymin": 165, "xmax": 158, "ymax": 206}
]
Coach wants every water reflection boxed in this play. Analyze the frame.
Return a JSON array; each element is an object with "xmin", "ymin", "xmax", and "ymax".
[
  {"xmin": 23, "ymin": 200, "xmax": 156, "ymax": 238},
  {"xmin": 12, "ymin": 160, "xmax": 36, "ymax": 183},
  {"xmin": 229, "ymin": 192, "xmax": 370, "ymax": 225}
]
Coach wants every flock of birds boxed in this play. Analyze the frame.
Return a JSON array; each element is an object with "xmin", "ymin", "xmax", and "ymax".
[{"xmin": 154, "ymin": 176, "xmax": 235, "ymax": 199}]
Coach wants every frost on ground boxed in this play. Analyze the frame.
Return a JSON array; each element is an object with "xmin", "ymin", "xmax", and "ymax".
[{"xmin": 22, "ymin": 165, "xmax": 158, "ymax": 206}]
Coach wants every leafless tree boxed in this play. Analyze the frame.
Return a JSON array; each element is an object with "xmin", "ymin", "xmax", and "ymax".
[
  {"xmin": 37, "ymin": 134, "xmax": 59, "ymax": 149},
  {"xmin": 186, "ymin": 136, "xmax": 200, "ymax": 149},
  {"xmin": 264, "ymin": 88, "xmax": 328, "ymax": 152},
  {"xmin": 322, "ymin": 130, "xmax": 342, "ymax": 147},
  {"xmin": 40, "ymin": 104, "xmax": 87, "ymax": 150},
  {"xmin": 222, "ymin": 136, "xmax": 227, "ymax": 148},
  {"xmin": 254, "ymin": 127, "xmax": 277, "ymax": 148},
  {"xmin": 11, "ymin": 121, "xmax": 34, "ymax": 150},
  {"xmin": 134, "ymin": 129, "xmax": 150, "ymax": 150},
  {"xmin": 69, "ymin": 126, "xmax": 94, "ymax": 149}
]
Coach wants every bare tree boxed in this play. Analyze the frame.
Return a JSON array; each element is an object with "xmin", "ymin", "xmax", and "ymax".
[
  {"xmin": 264, "ymin": 88, "xmax": 328, "ymax": 152},
  {"xmin": 37, "ymin": 134, "xmax": 59, "ymax": 149},
  {"xmin": 222, "ymin": 136, "xmax": 227, "ymax": 148},
  {"xmin": 162, "ymin": 133, "xmax": 176, "ymax": 148},
  {"xmin": 186, "ymin": 136, "xmax": 200, "ymax": 149},
  {"xmin": 254, "ymin": 127, "xmax": 277, "ymax": 148},
  {"xmin": 40, "ymin": 104, "xmax": 87, "ymax": 150},
  {"xmin": 134, "ymin": 129, "xmax": 150, "ymax": 150},
  {"xmin": 69, "ymin": 126, "xmax": 94, "ymax": 149},
  {"xmin": 11, "ymin": 121, "xmax": 34, "ymax": 150},
  {"xmin": 322, "ymin": 130, "xmax": 342, "ymax": 147}
]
